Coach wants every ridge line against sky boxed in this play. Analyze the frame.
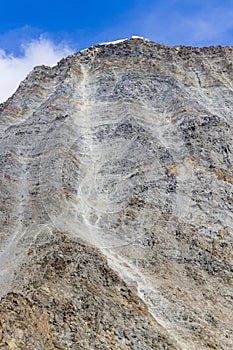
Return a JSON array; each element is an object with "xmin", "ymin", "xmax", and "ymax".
[{"xmin": 0, "ymin": 0, "xmax": 233, "ymax": 102}]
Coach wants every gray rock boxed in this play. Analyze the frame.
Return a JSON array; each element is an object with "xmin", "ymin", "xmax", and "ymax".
[{"xmin": 0, "ymin": 38, "xmax": 232, "ymax": 349}]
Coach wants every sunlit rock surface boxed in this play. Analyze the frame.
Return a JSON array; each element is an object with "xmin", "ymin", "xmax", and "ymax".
[{"xmin": 0, "ymin": 38, "xmax": 232, "ymax": 349}]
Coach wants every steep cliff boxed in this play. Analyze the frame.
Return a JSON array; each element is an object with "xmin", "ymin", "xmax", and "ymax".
[{"xmin": 0, "ymin": 38, "xmax": 232, "ymax": 349}]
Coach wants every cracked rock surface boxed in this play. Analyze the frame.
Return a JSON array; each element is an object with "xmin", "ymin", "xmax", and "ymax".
[{"xmin": 0, "ymin": 38, "xmax": 232, "ymax": 349}]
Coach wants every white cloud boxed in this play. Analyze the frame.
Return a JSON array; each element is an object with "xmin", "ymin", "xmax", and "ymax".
[{"xmin": 0, "ymin": 37, "xmax": 72, "ymax": 103}]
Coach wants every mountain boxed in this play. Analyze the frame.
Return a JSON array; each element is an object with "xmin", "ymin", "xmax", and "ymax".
[{"xmin": 0, "ymin": 38, "xmax": 232, "ymax": 349}]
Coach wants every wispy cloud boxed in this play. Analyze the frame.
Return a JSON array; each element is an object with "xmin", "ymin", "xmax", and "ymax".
[
  {"xmin": 113, "ymin": 0, "xmax": 233, "ymax": 47},
  {"xmin": 181, "ymin": 7, "xmax": 233, "ymax": 44},
  {"xmin": 0, "ymin": 36, "xmax": 72, "ymax": 103}
]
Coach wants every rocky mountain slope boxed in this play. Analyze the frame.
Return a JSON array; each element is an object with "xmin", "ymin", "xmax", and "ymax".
[{"xmin": 0, "ymin": 38, "xmax": 232, "ymax": 349}]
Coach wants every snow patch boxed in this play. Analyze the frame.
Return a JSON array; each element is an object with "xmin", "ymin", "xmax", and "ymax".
[
  {"xmin": 80, "ymin": 39, "xmax": 128, "ymax": 52},
  {"xmin": 80, "ymin": 48, "xmax": 89, "ymax": 53},
  {"xmin": 80, "ymin": 36, "xmax": 150, "ymax": 52},
  {"xmin": 98, "ymin": 38, "xmax": 129, "ymax": 46},
  {"xmin": 131, "ymin": 35, "xmax": 149, "ymax": 41}
]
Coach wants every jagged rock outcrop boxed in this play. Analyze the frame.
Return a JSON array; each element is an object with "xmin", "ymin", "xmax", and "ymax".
[{"xmin": 0, "ymin": 38, "xmax": 232, "ymax": 349}]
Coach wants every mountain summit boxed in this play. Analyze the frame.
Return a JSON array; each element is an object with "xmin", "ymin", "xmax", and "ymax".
[{"xmin": 0, "ymin": 38, "xmax": 232, "ymax": 349}]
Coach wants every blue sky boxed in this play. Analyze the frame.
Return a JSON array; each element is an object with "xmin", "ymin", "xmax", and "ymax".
[{"xmin": 1, "ymin": 0, "xmax": 233, "ymax": 102}]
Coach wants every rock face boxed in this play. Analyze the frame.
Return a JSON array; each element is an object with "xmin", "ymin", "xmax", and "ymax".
[{"xmin": 0, "ymin": 38, "xmax": 232, "ymax": 349}]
